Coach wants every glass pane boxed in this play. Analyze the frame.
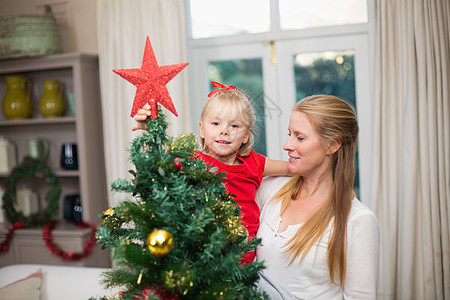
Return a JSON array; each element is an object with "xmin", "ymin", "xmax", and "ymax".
[
  {"xmin": 190, "ymin": 0, "xmax": 270, "ymax": 39},
  {"xmin": 208, "ymin": 59, "xmax": 267, "ymax": 156},
  {"xmin": 279, "ymin": 0, "xmax": 368, "ymax": 30},
  {"xmin": 294, "ymin": 50, "xmax": 356, "ymax": 104},
  {"xmin": 293, "ymin": 50, "xmax": 360, "ymax": 193}
]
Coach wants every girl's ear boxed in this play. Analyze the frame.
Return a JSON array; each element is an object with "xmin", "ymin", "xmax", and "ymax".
[
  {"xmin": 243, "ymin": 128, "xmax": 251, "ymax": 144},
  {"xmin": 327, "ymin": 142, "xmax": 341, "ymax": 155},
  {"xmin": 199, "ymin": 122, "xmax": 205, "ymax": 138}
]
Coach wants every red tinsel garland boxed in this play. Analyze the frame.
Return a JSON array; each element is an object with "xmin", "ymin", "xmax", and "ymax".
[
  {"xmin": 0, "ymin": 157, "xmax": 96, "ymax": 261},
  {"xmin": 43, "ymin": 220, "xmax": 97, "ymax": 261},
  {"xmin": 0, "ymin": 221, "xmax": 25, "ymax": 253}
]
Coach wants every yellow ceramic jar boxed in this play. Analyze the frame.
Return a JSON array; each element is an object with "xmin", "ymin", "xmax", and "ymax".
[
  {"xmin": 2, "ymin": 75, "xmax": 32, "ymax": 120},
  {"xmin": 39, "ymin": 80, "xmax": 65, "ymax": 118}
]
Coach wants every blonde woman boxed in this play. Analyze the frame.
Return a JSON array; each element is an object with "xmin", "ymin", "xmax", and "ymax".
[{"xmin": 256, "ymin": 95, "xmax": 379, "ymax": 299}]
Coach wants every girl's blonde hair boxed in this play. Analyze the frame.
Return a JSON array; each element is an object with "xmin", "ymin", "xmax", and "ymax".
[
  {"xmin": 274, "ymin": 94, "xmax": 359, "ymax": 286},
  {"xmin": 200, "ymin": 89, "xmax": 256, "ymax": 156}
]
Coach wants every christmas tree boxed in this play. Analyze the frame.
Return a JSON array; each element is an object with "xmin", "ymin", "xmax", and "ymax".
[{"xmin": 94, "ymin": 110, "xmax": 268, "ymax": 299}]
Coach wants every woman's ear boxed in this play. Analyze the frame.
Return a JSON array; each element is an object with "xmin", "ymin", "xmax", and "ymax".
[{"xmin": 327, "ymin": 142, "xmax": 341, "ymax": 155}]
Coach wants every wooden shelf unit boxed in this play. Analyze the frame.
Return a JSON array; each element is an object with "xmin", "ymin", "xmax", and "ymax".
[{"xmin": 0, "ymin": 53, "xmax": 110, "ymax": 267}]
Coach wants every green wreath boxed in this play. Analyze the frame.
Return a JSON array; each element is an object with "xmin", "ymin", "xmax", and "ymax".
[{"xmin": 2, "ymin": 156, "xmax": 60, "ymax": 227}]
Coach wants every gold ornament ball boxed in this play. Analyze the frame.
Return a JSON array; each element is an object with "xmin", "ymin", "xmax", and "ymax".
[{"xmin": 147, "ymin": 229, "xmax": 174, "ymax": 257}]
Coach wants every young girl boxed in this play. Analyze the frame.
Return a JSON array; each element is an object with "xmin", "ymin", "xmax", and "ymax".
[{"xmin": 132, "ymin": 82, "xmax": 289, "ymax": 263}]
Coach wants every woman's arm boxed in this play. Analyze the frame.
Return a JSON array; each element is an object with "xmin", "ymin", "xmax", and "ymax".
[{"xmin": 263, "ymin": 158, "xmax": 290, "ymax": 176}]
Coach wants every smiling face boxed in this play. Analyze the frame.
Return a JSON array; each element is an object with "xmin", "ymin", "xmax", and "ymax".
[
  {"xmin": 199, "ymin": 110, "xmax": 250, "ymax": 165},
  {"xmin": 199, "ymin": 89, "xmax": 255, "ymax": 162},
  {"xmin": 283, "ymin": 111, "xmax": 333, "ymax": 178}
]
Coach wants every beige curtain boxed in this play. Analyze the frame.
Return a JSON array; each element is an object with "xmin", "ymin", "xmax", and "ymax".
[
  {"xmin": 372, "ymin": 0, "xmax": 450, "ymax": 299},
  {"xmin": 96, "ymin": 0, "xmax": 191, "ymax": 205}
]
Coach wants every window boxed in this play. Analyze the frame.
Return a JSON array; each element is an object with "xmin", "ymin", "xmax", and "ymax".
[
  {"xmin": 293, "ymin": 50, "xmax": 356, "ymax": 104},
  {"xmin": 190, "ymin": 0, "xmax": 368, "ymax": 39},
  {"xmin": 279, "ymin": 0, "xmax": 368, "ymax": 30},
  {"xmin": 190, "ymin": 0, "xmax": 270, "ymax": 39},
  {"xmin": 188, "ymin": 0, "xmax": 373, "ymax": 202}
]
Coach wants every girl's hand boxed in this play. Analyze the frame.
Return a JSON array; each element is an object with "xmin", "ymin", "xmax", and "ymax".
[{"xmin": 131, "ymin": 103, "xmax": 152, "ymax": 131}]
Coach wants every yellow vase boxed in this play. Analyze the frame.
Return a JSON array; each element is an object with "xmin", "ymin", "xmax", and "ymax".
[
  {"xmin": 2, "ymin": 75, "xmax": 33, "ymax": 120},
  {"xmin": 39, "ymin": 80, "xmax": 65, "ymax": 118}
]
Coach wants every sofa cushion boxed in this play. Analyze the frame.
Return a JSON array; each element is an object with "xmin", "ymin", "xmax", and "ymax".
[
  {"xmin": 0, "ymin": 264, "xmax": 117, "ymax": 300},
  {"xmin": 0, "ymin": 269, "xmax": 41, "ymax": 300}
]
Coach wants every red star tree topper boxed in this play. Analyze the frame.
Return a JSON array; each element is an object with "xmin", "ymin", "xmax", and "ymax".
[{"xmin": 113, "ymin": 36, "xmax": 189, "ymax": 118}]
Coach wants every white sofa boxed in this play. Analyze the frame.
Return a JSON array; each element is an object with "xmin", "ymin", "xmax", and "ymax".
[{"xmin": 0, "ymin": 264, "xmax": 119, "ymax": 300}]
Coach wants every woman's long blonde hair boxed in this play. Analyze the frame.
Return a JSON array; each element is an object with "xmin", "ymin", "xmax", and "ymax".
[{"xmin": 274, "ymin": 95, "xmax": 359, "ymax": 285}]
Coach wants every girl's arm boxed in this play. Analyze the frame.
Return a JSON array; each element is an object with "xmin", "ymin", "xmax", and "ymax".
[
  {"xmin": 263, "ymin": 158, "xmax": 290, "ymax": 176},
  {"xmin": 131, "ymin": 103, "xmax": 152, "ymax": 131}
]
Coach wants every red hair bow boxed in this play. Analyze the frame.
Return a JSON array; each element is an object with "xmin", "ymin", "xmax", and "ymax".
[
  {"xmin": 208, "ymin": 81, "xmax": 237, "ymax": 97},
  {"xmin": 207, "ymin": 81, "xmax": 249, "ymax": 101}
]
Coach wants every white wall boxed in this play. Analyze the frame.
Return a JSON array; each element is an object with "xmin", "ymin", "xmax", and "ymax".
[{"xmin": 0, "ymin": 0, "xmax": 98, "ymax": 54}]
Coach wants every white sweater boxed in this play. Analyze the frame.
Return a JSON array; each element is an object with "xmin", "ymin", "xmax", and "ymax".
[{"xmin": 256, "ymin": 177, "xmax": 379, "ymax": 300}]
